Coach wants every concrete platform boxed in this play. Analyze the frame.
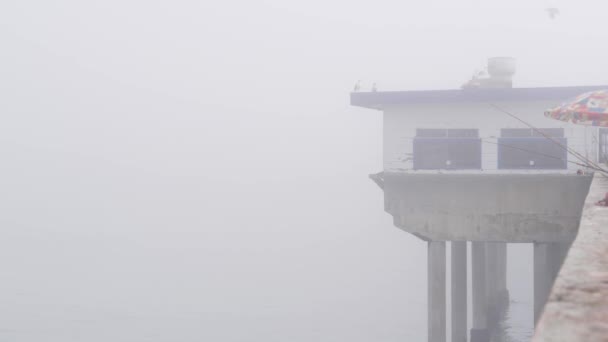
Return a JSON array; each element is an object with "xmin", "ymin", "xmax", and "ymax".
[
  {"xmin": 380, "ymin": 172, "xmax": 592, "ymax": 242},
  {"xmin": 533, "ymin": 174, "xmax": 608, "ymax": 342}
]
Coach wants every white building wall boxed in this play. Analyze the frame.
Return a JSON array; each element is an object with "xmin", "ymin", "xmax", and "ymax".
[{"xmin": 383, "ymin": 101, "xmax": 597, "ymax": 172}]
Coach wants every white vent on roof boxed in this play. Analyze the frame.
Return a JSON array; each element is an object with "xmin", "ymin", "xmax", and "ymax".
[
  {"xmin": 462, "ymin": 57, "xmax": 516, "ymax": 89},
  {"xmin": 488, "ymin": 57, "xmax": 516, "ymax": 87}
]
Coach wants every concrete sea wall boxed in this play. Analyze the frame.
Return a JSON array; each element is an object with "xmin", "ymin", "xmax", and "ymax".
[{"xmin": 533, "ymin": 174, "xmax": 608, "ymax": 342}]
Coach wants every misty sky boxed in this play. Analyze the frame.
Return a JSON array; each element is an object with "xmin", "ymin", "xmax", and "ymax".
[
  {"xmin": 0, "ymin": 1, "xmax": 606, "ymax": 341},
  {"xmin": 3, "ymin": 0, "xmax": 607, "ymax": 173}
]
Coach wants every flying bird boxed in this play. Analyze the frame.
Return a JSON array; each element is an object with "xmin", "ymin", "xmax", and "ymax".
[
  {"xmin": 546, "ymin": 7, "xmax": 559, "ymax": 19},
  {"xmin": 353, "ymin": 80, "xmax": 361, "ymax": 92}
]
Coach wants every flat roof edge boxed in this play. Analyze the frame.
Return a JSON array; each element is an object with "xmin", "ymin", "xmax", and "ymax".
[{"xmin": 350, "ymin": 85, "xmax": 608, "ymax": 110}]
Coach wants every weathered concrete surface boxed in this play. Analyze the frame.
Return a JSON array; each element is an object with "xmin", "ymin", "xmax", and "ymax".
[
  {"xmin": 382, "ymin": 173, "xmax": 592, "ymax": 242},
  {"xmin": 486, "ymin": 242, "xmax": 510, "ymax": 327},
  {"xmin": 471, "ymin": 242, "xmax": 488, "ymax": 341},
  {"xmin": 428, "ymin": 241, "xmax": 446, "ymax": 342},
  {"xmin": 451, "ymin": 241, "xmax": 467, "ymax": 342},
  {"xmin": 533, "ymin": 174, "xmax": 608, "ymax": 342},
  {"xmin": 534, "ymin": 243, "xmax": 552, "ymax": 325}
]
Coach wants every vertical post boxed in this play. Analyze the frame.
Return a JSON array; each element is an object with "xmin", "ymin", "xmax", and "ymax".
[
  {"xmin": 428, "ymin": 241, "xmax": 446, "ymax": 342},
  {"xmin": 497, "ymin": 243, "xmax": 509, "ymax": 309},
  {"xmin": 547, "ymin": 242, "xmax": 570, "ymax": 284},
  {"xmin": 534, "ymin": 242, "xmax": 549, "ymax": 325},
  {"xmin": 471, "ymin": 242, "xmax": 489, "ymax": 342},
  {"xmin": 485, "ymin": 243, "xmax": 499, "ymax": 327},
  {"xmin": 451, "ymin": 241, "xmax": 467, "ymax": 342},
  {"xmin": 534, "ymin": 241, "xmax": 572, "ymax": 324}
]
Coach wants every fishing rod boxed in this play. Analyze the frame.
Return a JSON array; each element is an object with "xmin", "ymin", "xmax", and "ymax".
[
  {"xmin": 481, "ymin": 139, "xmax": 605, "ymax": 172},
  {"xmin": 488, "ymin": 103, "xmax": 608, "ymax": 176},
  {"xmin": 397, "ymin": 135, "xmax": 605, "ymax": 172},
  {"xmin": 488, "ymin": 103, "xmax": 595, "ymax": 167},
  {"xmin": 490, "ymin": 103, "xmax": 605, "ymax": 172}
]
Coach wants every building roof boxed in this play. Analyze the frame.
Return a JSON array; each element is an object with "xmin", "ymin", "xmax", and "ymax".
[{"xmin": 350, "ymin": 85, "xmax": 608, "ymax": 110}]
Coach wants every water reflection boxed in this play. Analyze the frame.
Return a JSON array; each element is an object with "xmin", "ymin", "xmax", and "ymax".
[{"xmin": 371, "ymin": 172, "xmax": 583, "ymax": 342}]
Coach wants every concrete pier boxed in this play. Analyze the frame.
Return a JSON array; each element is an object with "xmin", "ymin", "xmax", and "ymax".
[
  {"xmin": 546, "ymin": 242, "xmax": 570, "ymax": 282},
  {"xmin": 534, "ymin": 174, "xmax": 608, "ymax": 341},
  {"xmin": 451, "ymin": 241, "xmax": 467, "ymax": 342},
  {"xmin": 534, "ymin": 242, "xmax": 570, "ymax": 324},
  {"xmin": 533, "ymin": 243, "xmax": 551, "ymax": 324},
  {"xmin": 383, "ymin": 173, "xmax": 592, "ymax": 242},
  {"xmin": 428, "ymin": 241, "xmax": 446, "ymax": 342},
  {"xmin": 471, "ymin": 242, "xmax": 489, "ymax": 342},
  {"xmin": 497, "ymin": 243, "xmax": 509, "ymax": 307},
  {"xmin": 373, "ymin": 172, "xmax": 601, "ymax": 340},
  {"xmin": 485, "ymin": 242, "xmax": 504, "ymax": 327}
]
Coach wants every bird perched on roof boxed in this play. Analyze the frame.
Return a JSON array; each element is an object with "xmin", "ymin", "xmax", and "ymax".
[
  {"xmin": 371, "ymin": 83, "xmax": 377, "ymax": 92},
  {"xmin": 546, "ymin": 7, "xmax": 559, "ymax": 19},
  {"xmin": 353, "ymin": 80, "xmax": 361, "ymax": 92}
]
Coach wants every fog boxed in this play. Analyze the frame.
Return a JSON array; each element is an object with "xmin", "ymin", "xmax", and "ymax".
[{"xmin": 1, "ymin": 1, "xmax": 607, "ymax": 341}]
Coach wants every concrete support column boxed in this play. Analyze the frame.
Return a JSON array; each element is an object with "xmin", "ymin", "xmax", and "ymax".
[
  {"xmin": 534, "ymin": 243, "xmax": 550, "ymax": 325},
  {"xmin": 547, "ymin": 242, "xmax": 570, "ymax": 284},
  {"xmin": 534, "ymin": 241, "xmax": 572, "ymax": 325},
  {"xmin": 428, "ymin": 241, "xmax": 446, "ymax": 342},
  {"xmin": 485, "ymin": 243, "xmax": 499, "ymax": 327},
  {"xmin": 497, "ymin": 243, "xmax": 509, "ymax": 308},
  {"xmin": 471, "ymin": 242, "xmax": 489, "ymax": 342},
  {"xmin": 451, "ymin": 241, "xmax": 467, "ymax": 342},
  {"xmin": 485, "ymin": 243, "xmax": 510, "ymax": 328}
]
